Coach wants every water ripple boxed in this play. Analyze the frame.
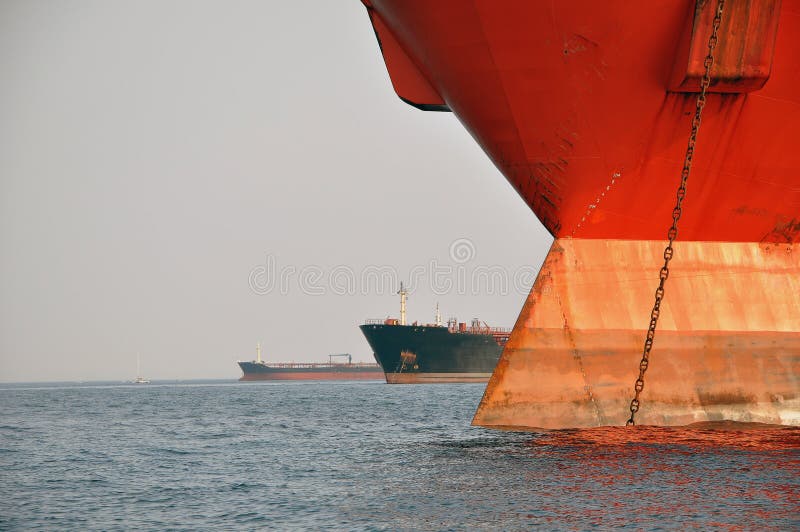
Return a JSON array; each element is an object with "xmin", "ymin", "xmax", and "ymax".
[{"xmin": 0, "ymin": 381, "xmax": 797, "ymax": 530}]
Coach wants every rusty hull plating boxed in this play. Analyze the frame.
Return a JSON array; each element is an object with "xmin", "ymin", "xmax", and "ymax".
[
  {"xmin": 472, "ymin": 239, "xmax": 800, "ymax": 429},
  {"xmin": 359, "ymin": 0, "xmax": 800, "ymax": 428}
]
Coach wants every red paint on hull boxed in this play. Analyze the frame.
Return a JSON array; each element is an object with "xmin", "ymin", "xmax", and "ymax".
[
  {"xmin": 239, "ymin": 372, "xmax": 384, "ymax": 381},
  {"xmin": 363, "ymin": 0, "xmax": 800, "ymax": 242},
  {"xmin": 359, "ymin": 1, "xmax": 800, "ymax": 428}
]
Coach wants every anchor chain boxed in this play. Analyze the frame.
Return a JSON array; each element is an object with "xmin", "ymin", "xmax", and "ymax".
[{"xmin": 626, "ymin": 0, "xmax": 725, "ymax": 426}]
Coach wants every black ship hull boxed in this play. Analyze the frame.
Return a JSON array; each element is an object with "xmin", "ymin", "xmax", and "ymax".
[{"xmin": 359, "ymin": 323, "xmax": 505, "ymax": 383}]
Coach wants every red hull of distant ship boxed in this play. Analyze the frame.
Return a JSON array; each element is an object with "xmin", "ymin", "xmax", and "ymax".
[
  {"xmin": 237, "ymin": 361, "xmax": 384, "ymax": 381},
  {"xmin": 239, "ymin": 372, "xmax": 384, "ymax": 381}
]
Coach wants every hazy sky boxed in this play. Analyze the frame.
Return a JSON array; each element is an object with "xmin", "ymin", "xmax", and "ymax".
[{"xmin": 0, "ymin": 1, "xmax": 552, "ymax": 382}]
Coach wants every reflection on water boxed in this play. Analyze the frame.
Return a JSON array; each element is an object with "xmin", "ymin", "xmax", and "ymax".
[
  {"xmin": 530, "ymin": 422, "xmax": 800, "ymax": 451},
  {"xmin": 423, "ymin": 422, "xmax": 799, "ymax": 529}
]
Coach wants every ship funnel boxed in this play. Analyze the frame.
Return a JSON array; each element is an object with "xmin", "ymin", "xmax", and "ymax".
[{"xmin": 397, "ymin": 282, "xmax": 408, "ymax": 325}]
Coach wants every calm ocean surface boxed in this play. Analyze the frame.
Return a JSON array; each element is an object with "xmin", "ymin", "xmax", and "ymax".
[{"xmin": 1, "ymin": 381, "xmax": 798, "ymax": 530}]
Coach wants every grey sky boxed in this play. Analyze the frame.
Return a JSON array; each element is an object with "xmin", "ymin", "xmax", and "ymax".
[{"xmin": 0, "ymin": 1, "xmax": 552, "ymax": 382}]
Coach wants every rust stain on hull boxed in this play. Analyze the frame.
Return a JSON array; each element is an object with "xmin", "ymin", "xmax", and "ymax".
[
  {"xmin": 669, "ymin": 0, "xmax": 782, "ymax": 93},
  {"xmin": 473, "ymin": 238, "xmax": 800, "ymax": 430},
  {"xmin": 763, "ymin": 218, "xmax": 800, "ymax": 243}
]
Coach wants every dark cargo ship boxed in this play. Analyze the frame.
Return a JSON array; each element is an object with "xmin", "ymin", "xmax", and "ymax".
[
  {"xmin": 360, "ymin": 284, "xmax": 510, "ymax": 383},
  {"xmin": 237, "ymin": 345, "xmax": 383, "ymax": 381}
]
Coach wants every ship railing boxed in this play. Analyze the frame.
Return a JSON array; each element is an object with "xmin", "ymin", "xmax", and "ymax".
[
  {"xmin": 364, "ymin": 318, "xmax": 510, "ymax": 336},
  {"xmin": 449, "ymin": 325, "xmax": 512, "ymax": 336}
]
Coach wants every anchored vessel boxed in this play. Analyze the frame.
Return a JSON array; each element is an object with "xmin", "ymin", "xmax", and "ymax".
[
  {"xmin": 360, "ymin": 284, "xmax": 510, "ymax": 383},
  {"xmin": 237, "ymin": 345, "xmax": 383, "ymax": 381},
  {"xmin": 358, "ymin": 0, "xmax": 800, "ymax": 427}
]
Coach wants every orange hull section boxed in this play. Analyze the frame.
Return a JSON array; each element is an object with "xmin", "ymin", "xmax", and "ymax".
[{"xmin": 472, "ymin": 239, "xmax": 800, "ymax": 429}]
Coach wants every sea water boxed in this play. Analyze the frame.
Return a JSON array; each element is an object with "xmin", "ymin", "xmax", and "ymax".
[{"xmin": 0, "ymin": 381, "xmax": 797, "ymax": 530}]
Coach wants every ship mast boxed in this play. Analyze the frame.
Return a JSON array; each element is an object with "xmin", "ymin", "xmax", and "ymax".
[
  {"xmin": 398, "ymin": 282, "xmax": 408, "ymax": 325},
  {"xmin": 435, "ymin": 303, "xmax": 442, "ymax": 327},
  {"xmin": 256, "ymin": 342, "xmax": 262, "ymax": 363}
]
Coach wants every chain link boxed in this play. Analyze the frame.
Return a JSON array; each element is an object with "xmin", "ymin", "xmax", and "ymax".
[{"xmin": 626, "ymin": 0, "xmax": 725, "ymax": 426}]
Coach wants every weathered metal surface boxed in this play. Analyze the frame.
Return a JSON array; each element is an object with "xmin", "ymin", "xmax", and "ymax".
[
  {"xmin": 628, "ymin": 0, "xmax": 725, "ymax": 425},
  {"xmin": 357, "ymin": 1, "xmax": 800, "ymax": 427},
  {"xmin": 472, "ymin": 239, "xmax": 800, "ymax": 429},
  {"xmin": 669, "ymin": 0, "xmax": 782, "ymax": 92},
  {"xmin": 360, "ymin": 0, "xmax": 800, "ymax": 242}
]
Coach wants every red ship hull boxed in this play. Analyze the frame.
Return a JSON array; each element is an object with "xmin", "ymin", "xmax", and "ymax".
[
  {"xmin": 239, "ymin": 372, "xmax": 385, "ymax": 381},
  {"xmin": 360, "ymin": 0, "xmax": 800, "ymax": 428},
  {"xmin": 363, "ymin": 0, "xmax": 799, "ymax": 242},
  {"xmin": 237, "ymin": 361, "xmax": 384, "ymax": 381}
]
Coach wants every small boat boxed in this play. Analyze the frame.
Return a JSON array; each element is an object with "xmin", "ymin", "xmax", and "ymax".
[{"xmin": 132, "ymin": 354, "xmax": 150, "ymax": 384}]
